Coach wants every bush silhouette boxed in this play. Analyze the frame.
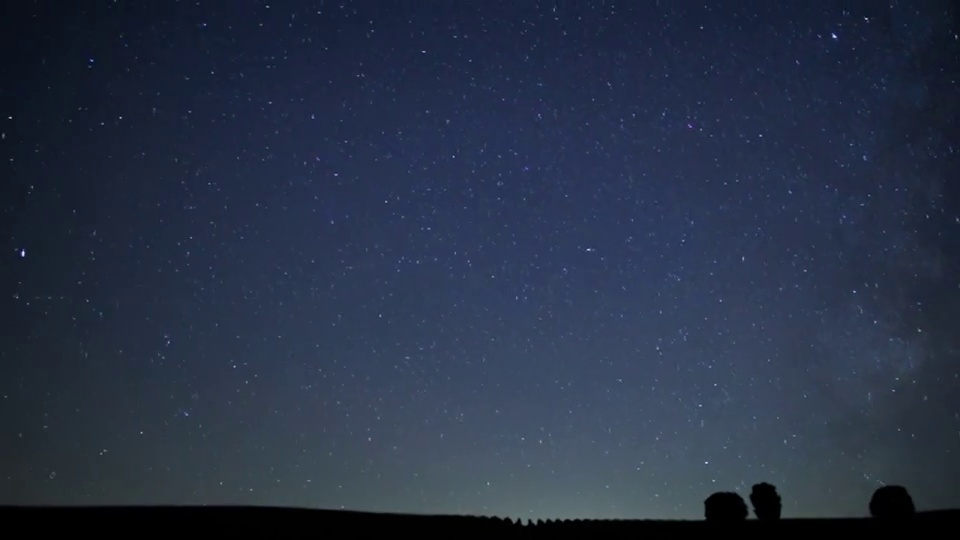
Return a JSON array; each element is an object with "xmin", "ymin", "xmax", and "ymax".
[
  {"xmin": 869, "ymin": 485, "xmax": 915, "ymax": 519},
  {"xmin": 704, "ymin": 491, "xmax": 749, "ymax": 522},
  {"xmin": 749, "ymin": 482, "xmax": 782, "ymax": 521}
]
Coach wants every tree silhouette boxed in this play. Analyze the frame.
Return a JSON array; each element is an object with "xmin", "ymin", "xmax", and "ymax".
[
  {"xmin": 749, "ymin": 482, "xmax": 782, "ymax": 521},
  {"xmin": 869, "ymin": 485, "xmax": 915, "ymax": 519},
  {"xmin": 703, "ymin": 492, "xmax": 748, "ymax": 522}
]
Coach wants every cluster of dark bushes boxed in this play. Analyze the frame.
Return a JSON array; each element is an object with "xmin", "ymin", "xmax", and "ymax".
[{"xmin": 704, "ymin": 483, "xmax": 916, "ymax": 521}]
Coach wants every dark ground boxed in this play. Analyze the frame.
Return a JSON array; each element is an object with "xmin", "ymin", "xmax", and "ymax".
[{"xmin": 1, "ymin": 506, "xmax": 957, "ymax": 535}]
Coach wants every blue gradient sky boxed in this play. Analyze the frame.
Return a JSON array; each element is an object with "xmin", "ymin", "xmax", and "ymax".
[{"xmin": 2, "ymin": 0, "xmax": 958, "ymax": 520}]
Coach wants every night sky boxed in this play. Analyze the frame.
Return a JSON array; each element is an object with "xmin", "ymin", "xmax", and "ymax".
[{"xmin": 2, "ymin": 0, "xmax": 959, "ymax": 521}]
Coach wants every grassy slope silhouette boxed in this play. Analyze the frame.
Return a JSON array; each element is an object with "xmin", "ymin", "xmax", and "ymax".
[{"xmin": 1, "ymin": 505, "xmax": 957, "ymax": 535}]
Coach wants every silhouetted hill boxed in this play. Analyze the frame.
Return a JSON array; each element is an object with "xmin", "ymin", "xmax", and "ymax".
[{"xmin": 1, "ymin": 506, "xmax": 958, "ymax": 535}]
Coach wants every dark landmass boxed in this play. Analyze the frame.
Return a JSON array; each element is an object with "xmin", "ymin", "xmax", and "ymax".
[{"xmin": 1, "ymin": 506, "xmax": 957, "ymax": 534}]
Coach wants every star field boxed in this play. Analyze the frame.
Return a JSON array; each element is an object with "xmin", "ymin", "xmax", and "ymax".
[{"xmin": 1, "ymin": 0, "xmax": 958, "ymax": 520}]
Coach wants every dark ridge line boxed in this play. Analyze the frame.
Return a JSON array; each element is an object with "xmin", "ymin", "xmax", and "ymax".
[{"xmin": 2, "ymin": 505, "xmax": 958, "ymax": 523}]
